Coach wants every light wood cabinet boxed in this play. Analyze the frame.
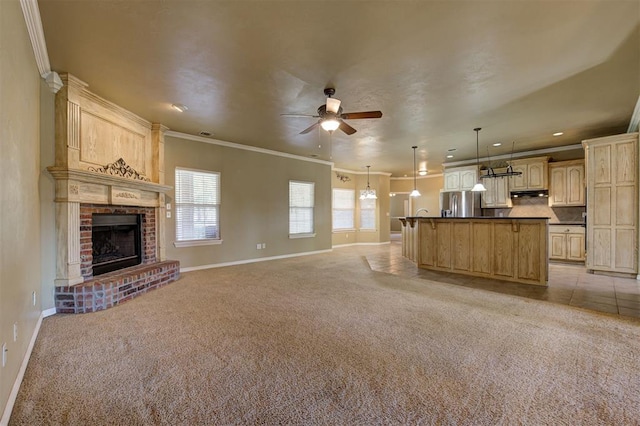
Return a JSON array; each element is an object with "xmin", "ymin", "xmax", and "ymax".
[
  {"xmin": 481, "ymin": 168, "xmax": 512, "ymax": 208},
  {"xmin": 508, "ymin": 156, "xmax": 550, "ymax": 191},
  {"xmin": 443, "ymin": 165, "xmax": 478, "ymax": 191},
  {"xmin": 549, "ymin": 160, "xmax": 585, "ymax": 207},
  {"xmin": 549, "ymin": 225, "xmax": 585, "ymax": 261},
  {"xmin": 582, "ymin": 133, "xmax": 638, "ymax": 275},
  {"xmin": 418, "ymin": 217, "xmax": 548, "ymax": 286}
]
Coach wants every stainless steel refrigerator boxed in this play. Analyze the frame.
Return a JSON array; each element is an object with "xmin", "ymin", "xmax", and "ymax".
[{"xmin": 440, "ymin": 191, "xmax": 481, "ymax": 217}]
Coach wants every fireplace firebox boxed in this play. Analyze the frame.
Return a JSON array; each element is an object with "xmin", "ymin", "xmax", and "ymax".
[{"xmin": 92, "ymin": 213, "xmax": 142, "ymax": 276}]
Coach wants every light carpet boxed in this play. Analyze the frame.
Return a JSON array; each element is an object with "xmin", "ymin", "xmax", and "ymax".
[{"xmin": 9, "ymin": 246, "xmax": 640, "ymax": 425}]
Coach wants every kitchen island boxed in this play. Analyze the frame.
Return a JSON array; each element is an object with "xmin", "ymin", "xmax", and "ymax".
[{"xmin": 399, "ymin": 217, "xmax": 549, "ymax": 286}]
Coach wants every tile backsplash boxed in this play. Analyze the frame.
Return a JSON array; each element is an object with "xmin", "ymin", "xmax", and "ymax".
[{"xmin": 487, "ymin": 197, "xmax": 585, "ymax": 223}]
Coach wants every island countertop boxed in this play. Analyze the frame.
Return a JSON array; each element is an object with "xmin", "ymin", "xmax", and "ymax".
[{"xmin": 400, "ymin": 216, "xmax": 548, "ymax": 286}]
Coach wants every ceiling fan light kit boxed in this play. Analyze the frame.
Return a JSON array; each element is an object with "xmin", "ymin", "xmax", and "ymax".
[{"xmin": 283, "ymin": 87, "xmax": 383, "ymax": 136}]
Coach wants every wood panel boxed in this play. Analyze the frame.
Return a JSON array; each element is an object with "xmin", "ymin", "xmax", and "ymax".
[
  {"xmin": 472, "ymin": 222, "xmax": 491, "ymax": 274},
  {"xmin": 436, "ymin": 222, "xmax": 452, "ymax": 268},
  {"xmin": 517, "ymin": 223, "xmax": 542, "ymax": 282},
  {"xmin": 566, "ymin": 165, "xmax": 585, "ymax": 205},
  {"xmin": 452, "ymin": 222, "xmax": 471, "ymax": 272},
  {"xmin": 550, "ymin": 233, "xmax": 566, "ymax": 259},
  {"xmin": 419, "ymin": 221, "xmax": 436, "ymax": 267},
  {"xmin": 567, "ymin": 234, "xmax": 585, "ymax": 261},
  {"xmin": 493, "ymin": 223, "xmax": 514, "ymax": 278}
]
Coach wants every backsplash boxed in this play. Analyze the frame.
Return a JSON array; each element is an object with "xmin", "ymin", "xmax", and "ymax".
[{"xmin": 487, "ymin": 197, "xmax": 585, "ymax": 223}]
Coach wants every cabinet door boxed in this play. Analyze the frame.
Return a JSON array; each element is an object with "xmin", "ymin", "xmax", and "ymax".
[
  {"xmin": 549, "ymin": 233, "xmax": 567, "ymax": 259},
  {"xmin": 460, "ymin": 170, "xmax": 477, "ymax": 191},
  {"xmin": 481, "ymin": 179, "xmax": 495, "ymax": 207},
  {"xmin": 509, "ymin": 164, "xmax": 528, "ymax": 190},
  {"xmin": 549, "ymin": 166, "xmax": 567, "ymax": 206},
  {"xmin": 567, "ymin": 233, "xmax": 585, "ymax": 261},
  {"xmin": 444, "ymin": 171, "xmax": 460, "ymax": 191},
  {"xmin": 566, "ymin": 165, "xmax": 585, "ymax": 205},
  {"xmin": 494, "ymin": 177, "xmax": 511, "ymax": 207},
  {"xmin": 527, "ymin": 162, "xmax": 546, "ymax": 189}
]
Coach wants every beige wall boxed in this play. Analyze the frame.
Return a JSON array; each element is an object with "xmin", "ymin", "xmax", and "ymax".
[
  {"xmin": 391, "ymin": 175, "xmax": 444, "ymax": 217},
  {"xmin": 0, "ymin": 0, "xmax": 43, "ymax": 419},
  {"xmin": 164, "ymin": 135, "xmax": 332, "ymax": 268}
]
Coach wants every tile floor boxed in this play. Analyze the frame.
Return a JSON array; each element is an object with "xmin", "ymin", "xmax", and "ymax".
[{"xmin": 364, "ymin": 235, "xmax": 640, "ymax": 319}]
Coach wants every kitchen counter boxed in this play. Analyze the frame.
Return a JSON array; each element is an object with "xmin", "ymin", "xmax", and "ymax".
[{"xmin": 399, "ymin": 217, "xmax": 548, "ymax": 286}]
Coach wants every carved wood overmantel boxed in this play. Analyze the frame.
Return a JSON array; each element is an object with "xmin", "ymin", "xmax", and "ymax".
[{"xmin": 48, "ymin": 73, "xmax": 170, "ymax": 286}]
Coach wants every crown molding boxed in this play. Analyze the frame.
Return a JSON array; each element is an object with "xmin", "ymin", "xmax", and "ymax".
[
  {"xmin": 332, "ymin": 167, "xmax": 392, "ymax": 176},
  {"xmin": 442, "ymin": 143, "xmax": 583, "ymax": 168},
  {"xmin": 165, "ymin": 131, "xmax": 334, "ymax": 167},
  {"xmin": 390, "ymin": 173, "xmax": 443, "ymax": 180},
  {"xmin": 20, "ymin": 0, "xmax": 62, "ymax": 93}
]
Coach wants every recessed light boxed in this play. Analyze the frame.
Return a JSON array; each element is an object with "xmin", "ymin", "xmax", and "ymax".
[
  {"xmin": 446, "ymin": 155, "xmax": 454, "ymax": 159},
  {"xmin": 553, "ymin": 132, "xmax": 563, "ymax": 136},
  {"xmin": 171, "ymin": 103, "xmax": 188, "ymax": 112},
  {"xmin": 492, "ymin": 142, "xmax": 502, "ymax": 147}
]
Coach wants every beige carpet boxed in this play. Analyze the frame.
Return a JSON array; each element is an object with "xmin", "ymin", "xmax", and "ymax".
[{"xmin": 10, "ymin": 246, "xmax": 640, "ymax": 425}]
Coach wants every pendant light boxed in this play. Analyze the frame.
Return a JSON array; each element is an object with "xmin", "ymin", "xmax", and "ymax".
[
  {"xmin": 410, "ymin": 146, "xmax": 421, "ymax": 197},
  {"xmin": 471, "ymin": 128, "xmax": 487, "ymax": 192},
  {"xmin": 360, "ymin": 166, "xmax": 378, "ymax": 200}
]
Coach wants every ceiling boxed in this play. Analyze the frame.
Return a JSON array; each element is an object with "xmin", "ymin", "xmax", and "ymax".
[{"xmin": 37, "ymin": 0, "xmax": 639, "ymax": 177}]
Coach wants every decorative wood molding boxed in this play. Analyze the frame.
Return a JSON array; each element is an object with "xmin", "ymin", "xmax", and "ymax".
[
  {"xmin": 88, "ymin": 158, "xmax": 150, "ymax": 182},
  {"xmin": 47, "ymin": 167, "xmax": 172, "ymax": 194}
]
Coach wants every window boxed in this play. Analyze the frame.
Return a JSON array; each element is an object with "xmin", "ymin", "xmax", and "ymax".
[
  {"xmin": 359, "ymin": 191, "xmax": 376, "ymax": 230},
  {"xmin": 332, "ymin": 189, "xmax": 355, "ymax": 231},
  {"xmin": 289, "ymin": 181, "xmax": 314, "ymax": 237},
  {"xmin": 175, "ymin": 168, "xmax": 220, "ymax": 245}
]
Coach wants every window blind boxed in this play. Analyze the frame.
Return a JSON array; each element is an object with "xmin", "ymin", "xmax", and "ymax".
[
  {"xmin": 175, "ymin": 168, "xmax": 220, "ymax": 241},
  {"xmin": 332, "ymin": 188, "xmax": 355, "ymax": 230},
  {"xmin": 360, "ymin": 191, "xmax": 376, "ymax": 230},
  {"xmin": 289, "ymin": 181, "xmax": 314, "ymax": 234}
]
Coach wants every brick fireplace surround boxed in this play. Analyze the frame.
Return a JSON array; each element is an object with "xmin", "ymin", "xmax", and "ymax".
[
  {"xmin": 49, "ymin": 73, "xmax": 180, "ymax": 314},
  {"xmin": 54, "ymin": 204, "xmax": 180, "ymax": 314}
]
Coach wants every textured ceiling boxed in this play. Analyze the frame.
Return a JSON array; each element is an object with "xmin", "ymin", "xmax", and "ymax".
[{"xmin": 38, "ymin": 0, "xmax": 640, "ymax": 176}]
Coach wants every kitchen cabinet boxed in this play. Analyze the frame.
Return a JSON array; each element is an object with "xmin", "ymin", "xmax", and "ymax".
[
  {"xmin": 548, "ymin": 160, "xmax": 585, "ymax": 207},
  {"xmin": 481, "ymin": 168, "xmax": 512, "ymax": 208},
  {"xmin": 508, "ymin": 156, "xmax": 550, "ymax": 191},
  {"xmin": 582, "ymin": 133, "xmax": 638, "ymax": 275},
  {"xmin": 443, "ymin": 165, "xmax": 478, "ymax": 192},
  {"xmin": 549, "ymin": 225, "xmax": 585, "ymax": 262}
]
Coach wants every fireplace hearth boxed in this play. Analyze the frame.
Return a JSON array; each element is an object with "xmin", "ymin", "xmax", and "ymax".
[{"xmin": 92, "ymin": 213, "xmax": 142, "ymax": 276}]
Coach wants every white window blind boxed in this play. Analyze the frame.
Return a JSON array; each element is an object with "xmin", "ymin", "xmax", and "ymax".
[
  {"xmin": 289, "ymin": 181, "xmax": 314, "ymax": 235},
  {"xmin": 360, "ymin": 191, "xmax": 376, "ymax": 230},
  {"xmin": 332, "ymin": 189, "xmax": 355, "ymax": 230},
  {"xmin": 175, "ymin": 168, "xmax": 220, "ymax": 241}
]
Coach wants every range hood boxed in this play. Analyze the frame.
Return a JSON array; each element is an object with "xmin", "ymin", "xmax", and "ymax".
[{"xmin": 510, "ymin": 189, "xmax": 549, "ymax": 199}]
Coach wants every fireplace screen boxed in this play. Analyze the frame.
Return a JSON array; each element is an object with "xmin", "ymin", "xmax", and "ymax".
[{"xmin": 92, "ymin": 214, "xmax": 142, "ymax": 276}]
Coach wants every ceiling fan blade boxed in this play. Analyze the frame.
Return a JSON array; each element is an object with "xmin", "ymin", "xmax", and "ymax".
[
  {"xmin": 340, "ymin": 111, "xmax": 383, "ymax": 120},
  {"xmin": 300, "ymin": 121, "xmax": 320, "ymax": 134},
  {"xmin": 281, "ymin": 113, "xmax": 318, "ymax": 118},
  {"xmin": 326, "ymin": 97, "xmax": 341, "ymax": 114},
  {"xmin": 338, "ymin": 120, "xmax": 357, "ymax": 135}
]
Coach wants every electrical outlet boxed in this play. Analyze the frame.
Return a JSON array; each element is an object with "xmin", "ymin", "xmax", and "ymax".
[
  {"xmin": 32, "ymin": 291, "xmax": 36, "ymax": 306},
  {"xmin": 166, "ymin": 203, "xmax": 171, "ymax": 211},
  {"xmin": 256, "ymin": 243, "xmax": 261, "ymax": 250},
  {"xmin": 262, "ymin": 243, "xmax": 266, "ymax": 249},
  {"xmin": 2, "ymin": 343, "xmax": 6, "ymax": 367},
  {"xmin": 13, "ymin": 323, "xmax": 17, "ymax": 342},
  {"xmin": 166, "ymin": 211, "xmax": 171, "ymax": 218}
]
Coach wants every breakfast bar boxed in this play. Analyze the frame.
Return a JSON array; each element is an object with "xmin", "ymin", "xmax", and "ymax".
[{"xmin": 400, "ymin": 217, "xmax": 549, "ymax": 286}]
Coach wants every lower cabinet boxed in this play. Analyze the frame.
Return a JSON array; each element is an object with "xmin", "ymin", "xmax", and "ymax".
[{"xmin": 549, "ymin": 225, "xmax": 585, "ymax": 262}]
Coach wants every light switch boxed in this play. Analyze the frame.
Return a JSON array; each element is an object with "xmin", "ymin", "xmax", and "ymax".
[
  {"xmin": 166, "ymin": 203, "xmax": 171, "ymax": 211},
  {"xmin": 166, "ymin": 211, "xmax": 171, "ymax": 218}
]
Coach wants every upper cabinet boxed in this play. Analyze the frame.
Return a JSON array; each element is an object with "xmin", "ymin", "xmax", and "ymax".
[
  {"xmin": 508, "ymin": 156, "xmax": 550, "ymax": 191},
  {"xmin": 443, "ymin": 165, "xmax": 478, "ymax": 192},
  {"xmin": 481, "ymin": 168, "xmax": 512, "ymax": 208},
  {"xmin": 548, "ymin": 160, "xmax": 585, "ymax": 207}
]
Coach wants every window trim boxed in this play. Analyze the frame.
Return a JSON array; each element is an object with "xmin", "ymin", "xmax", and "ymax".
[
  {"xmin": 332, "ymin": 188, "xmax": 356, "ymax": 231},
  {"xmin": 288, "ymin": 180, "xmax": 315, "ymax": 237},
  {"xmin": 174, "ymin": 167, "xmax": 221, "ymax": 246}
]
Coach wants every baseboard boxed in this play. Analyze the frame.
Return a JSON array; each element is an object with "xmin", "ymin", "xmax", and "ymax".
[
  {"xmin": 0, "ymin": 312, "xmax": 43, "ymax": 426},
  {"xmin": 180, "ymin": 249, "xmax": 333, "ymax": 273},
  {"xmin": 332, "ymin": 242, "xmax": 391, "ymax": 248},
  {"xmin": 42, "ymin": 307, "xmax": 56, "ymax": 318}
]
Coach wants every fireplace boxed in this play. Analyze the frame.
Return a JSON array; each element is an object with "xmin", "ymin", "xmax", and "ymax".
[{"xmin": 92, "ymin": 213, "xmax": 142, "ymax": 276}]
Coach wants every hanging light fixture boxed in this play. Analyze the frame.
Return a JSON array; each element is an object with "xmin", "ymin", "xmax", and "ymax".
[
  {"xmin": 410, "ymin": 146, "xmax": 421, "ymax": 197},
  {"xmin": 471, "ymin": 128, "xmax": 487, "ymax": 192},
  {"xmin": 360, "ymin": 165, "xmax": 378, "ymax": 200}
]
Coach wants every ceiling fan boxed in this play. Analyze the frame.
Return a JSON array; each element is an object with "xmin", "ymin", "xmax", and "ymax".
[{"xmin": 282, "ymin": 88, "xmax": 382, "ymax": 135}]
